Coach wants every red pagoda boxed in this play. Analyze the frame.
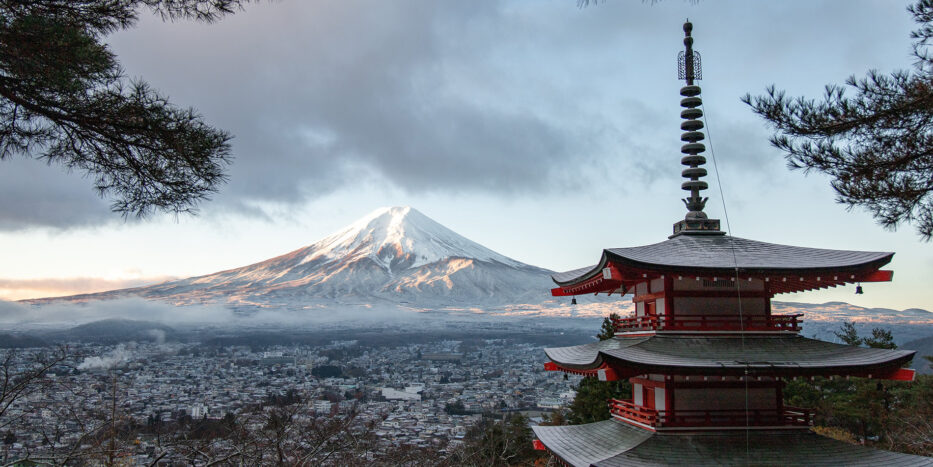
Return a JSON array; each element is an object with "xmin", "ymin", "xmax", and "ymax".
[{"xmin": 532, "ymin": 22, "xmax": 931, "ymax": 466}]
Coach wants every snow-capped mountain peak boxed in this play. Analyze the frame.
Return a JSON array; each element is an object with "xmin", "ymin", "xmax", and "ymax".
[
  {"xmin": 300, "ymin": 206, "xmax": 524, "ymax": 272},
  {"xmin": 42, "ymin": 206, "xmax": 556, "ymax": 308}
]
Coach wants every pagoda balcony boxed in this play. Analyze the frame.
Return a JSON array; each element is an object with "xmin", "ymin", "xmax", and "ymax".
[
  {"xmin": 612, "ymin": 313, "xmax": 802, "ymax": 333},
  {"xmin": 608, "ymin": 399, "xmax": 813, "ymax": 429}
]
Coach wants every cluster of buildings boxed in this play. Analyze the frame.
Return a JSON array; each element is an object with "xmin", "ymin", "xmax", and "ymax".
[{"xmin": 1, "ymin": 335, "xmax": 575, "ymax": 463}]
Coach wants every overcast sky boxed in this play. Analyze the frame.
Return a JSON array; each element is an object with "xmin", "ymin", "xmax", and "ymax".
[{"xmin": 1, "ymin": 0, "xmax": 930, "ymax": 311}]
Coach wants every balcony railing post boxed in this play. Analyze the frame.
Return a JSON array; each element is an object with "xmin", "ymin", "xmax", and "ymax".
[{"xmin": 615, "ymin": 313, "xmax": 802, "ymax": 332}]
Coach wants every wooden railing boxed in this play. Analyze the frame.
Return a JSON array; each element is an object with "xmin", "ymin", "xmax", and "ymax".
[
  {"xmin": 612, "ymin": 313, "xmax": 802, "ymax": 333},
  {"xmin": 608, "ymin": 399, "xmax": 813, "ymax": 428},
  {"xmin": 608, "ymin": 398, "xmax": 657, "ymax": 426}
]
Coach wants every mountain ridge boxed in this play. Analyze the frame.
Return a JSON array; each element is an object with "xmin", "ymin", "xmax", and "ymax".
[{"xmin": 27, "ymin": 207, "xmax": 555, "ymax": 308}]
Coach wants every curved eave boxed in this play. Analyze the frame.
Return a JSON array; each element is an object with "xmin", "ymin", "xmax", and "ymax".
[
  {"xmin": 607, "ymin": 251, "xmax": 891, "ymax": 278},
  {"xmin": 551, "ymin": 263, "xmax": 892, "ymax": 297},
  {"xmin": 552, "ymin": 236, "xmax": 893, "ymax": 284},
  {"xmin": 532, "ymin": 420, "xmax": 652, "ymax": 467},
  {"xmin": 544, "ymin": 337, "xmax": 650, "ymax": 369},
  {"xmin": 533, "ymin": 420, "xmax": 933, "ymax": 467},
  {"xmin": 544, "ymin": 335, "xmax": 915, "ymax": 379}
]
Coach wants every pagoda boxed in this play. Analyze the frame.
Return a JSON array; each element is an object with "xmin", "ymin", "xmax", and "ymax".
[{"xmin": 531, "ymin": 22, "xmax": 931, "ymax": 466}]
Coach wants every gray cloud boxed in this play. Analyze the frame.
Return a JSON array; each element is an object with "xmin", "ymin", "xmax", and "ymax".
[
  {"xmin": 0, "ymin": 1, "xmax": 915, "ymax": 229},
  {"xmin": 0, "ymin": 276, "xmax": 177, "ymax": 301},
  {"xmin": 99, "ymin": 1, "xmax": 641, "ymax": 215},
  {"xmin": 0, "ymin": 158, "xmax": 115, "ymax": 230}
]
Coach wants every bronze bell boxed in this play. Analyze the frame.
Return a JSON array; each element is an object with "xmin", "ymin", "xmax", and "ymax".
[
  {"xmin": 571, "ymin": 297, "xmax": 577, "ymax": 305},
  {"xmin": 855, "ymin": 284, "xmax": 864, "ymax": 295}
]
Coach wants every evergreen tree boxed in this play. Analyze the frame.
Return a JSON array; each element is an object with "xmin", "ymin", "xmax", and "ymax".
[
  {"xmin": 863, "ymin": 328, "xmax": 898, "ymax": 349},
  {"xmin": 834, "ymin": 321, "xmax": 863, "ymax": 346},
  {"xmin": 0, "ymin": 1, "xmax": 252, "ymax": 217},
  {"xmin": 566, "ymin": 378, "xmax": 631, "ymax": 425},
  {"xmin": 451, "ymin": 413, "xmax": 543, "ymax": 466},
  {"xmin": 833, "ymin": 321, "xmax": 898, "ymax": 349},
  {"xmin": 744, "ymin": 0, "xmax": 933, "ymax": 239},
  {"xmin": 596, "ymin": 312, "xmax": 620, "ymax": 341},
  {"xmin": 566, "ymin": 312, "xmax": 631, "ymax": 424},
  {"xmin": 785, "ymin": 323, "xmax": 913, "ymax": 446}
]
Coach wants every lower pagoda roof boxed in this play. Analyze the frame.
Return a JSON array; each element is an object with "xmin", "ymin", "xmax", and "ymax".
[
  {"xmin": 533, "ymin": 419, "xmax": 933, "ymax": 466},
  {"xmin": 545, "ymin": 335, "xmax": 915, "ymax": 378}
]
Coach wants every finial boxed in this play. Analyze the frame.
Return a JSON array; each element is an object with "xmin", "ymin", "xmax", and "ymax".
[
  {"xmin": 671, "ymin": 21, "xmax": 722, "ymax": 238},
  {"xmin": 678, "ymin": 20, "xmax": 701, "ymax": 85}
]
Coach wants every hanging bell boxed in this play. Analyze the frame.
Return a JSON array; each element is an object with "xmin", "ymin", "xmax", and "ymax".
[
  {"xmin": 563, "ymin": 373, "xmax": 569, "ymax": 381},
  {"xmin": 855, "ymin": 283, "xmax": 864, "ymax": 295},
  {"xmin": 571, "ymin": 297, "xmax": 577, "ymax": 305}
]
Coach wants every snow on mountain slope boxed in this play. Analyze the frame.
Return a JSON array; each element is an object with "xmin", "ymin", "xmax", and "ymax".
[
  {"xmin": 49, "ymin": 207, "xmax": 555, "ymax": 308},
  {"xmin": 301, "ymin": 207, "xmax": 527, "ymax": 271}
]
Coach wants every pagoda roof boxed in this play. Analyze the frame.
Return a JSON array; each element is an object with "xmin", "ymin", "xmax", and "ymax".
[
  {"xmin": 552, "ymin": 234, "xmax": 892, "ymax": 286},
  {"xmin": 544, "ymin": 335, "xmax": 915, "ymax": 378},
  {"xmin": 533, "ymin": 419, "xmax": 933, "ymax": 466}
]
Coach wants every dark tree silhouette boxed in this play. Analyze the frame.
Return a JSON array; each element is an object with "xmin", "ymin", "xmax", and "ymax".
[
  {"xmin": 566, "ymin": 313, "xmax": 631, "ymax": 425},
  {"xmin": 744, "ymin": 0, "xmax": 933, "ymax": 239},
  {"xmin": 596, "ymin": 312, "xmax": 620, "ymax": 341},
  {"xmin": 0, "ymin": 1, "xmax": 252, "ymax": 218}
]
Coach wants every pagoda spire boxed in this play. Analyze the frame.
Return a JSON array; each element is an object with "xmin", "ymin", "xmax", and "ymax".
[{"xmin": 672, "ymin": 20, "xmax": 723, "ymax": 237}]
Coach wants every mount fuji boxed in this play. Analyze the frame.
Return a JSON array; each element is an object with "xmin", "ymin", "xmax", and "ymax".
[{"xmin": 40, "ymin": 207, "xmax": 558, "ymax": 310}]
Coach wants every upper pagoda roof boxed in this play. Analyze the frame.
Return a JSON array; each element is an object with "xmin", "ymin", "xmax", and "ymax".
[
  {"xmin": 552, "ymin": 234, "xmax": 892, "ymax": 288},
  {"xmin": 545, "ymin": 335, "xmax": 914, "ymax": 378},
  {"xmin": 532, "ymin": 419, "xmax": 933, "ymax": 466}
]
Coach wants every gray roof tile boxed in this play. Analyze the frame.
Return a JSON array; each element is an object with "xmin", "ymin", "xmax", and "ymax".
[
  {"xmin": 533, "ymin": 420, "xmax": 652, "ymax": 467},
  {"xmin": 535, "ymin": 420, "xmax": 933, "ymax": 466},
  {"xmin": 553, "ymin": 235, "xmax": 893, "ymax": 285},
  {"xmin": 545, "ymin": 335, "xmax": 915, "ymax": 374}
]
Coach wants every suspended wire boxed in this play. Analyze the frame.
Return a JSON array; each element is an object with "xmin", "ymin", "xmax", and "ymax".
[{"xmin": 700, "ymin": 99, "xmax": 752, "ymax": 459}]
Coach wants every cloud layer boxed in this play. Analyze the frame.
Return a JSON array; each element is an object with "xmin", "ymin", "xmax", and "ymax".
[
  {"xmin": 0, "ymin": 297, "xmax": 435, "ymax": 329},
  {"xmin": 0, "ymin": 1, "xmax": 915, "ymax": 230}
]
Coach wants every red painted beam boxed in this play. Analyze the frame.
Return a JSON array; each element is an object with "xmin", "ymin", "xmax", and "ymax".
[
  {"xmin": 551, "ymin": 279, "xmax": 624, "ymax": 297},
  {"xmin": 861, "ymin": 269, "xmax": 894, "ymax": 282},
  {"xmin": 533, "ymin": 439, "xmax": 546, "ymax": 451},
  {"xmin": 544, "ymin": 361, "xmax": 622, "ymax": 379},
  {"xmin": 597, "ymin": 368, "xmax": 619, "ymax": 382},
  {"xmin": 884, "ymin": 368, "xmax": 916, "ymax": 381},
  {"xmin": 551, "ymin": 287, "xmax": 572, "ymax": 297}
]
